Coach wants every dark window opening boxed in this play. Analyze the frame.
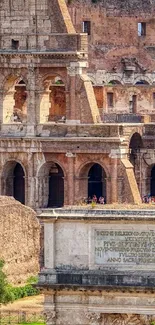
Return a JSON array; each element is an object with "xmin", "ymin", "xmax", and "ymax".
[
  {"xmin": 13, "ymin": 163, "xmax": 25, "ymax": 204},
  {"xmin": 48, "ymin": 163, "xmax": 64, "ymax": 208},
  {"xmin": 88, "ymin": 163, "xmax": 106, "ymax": 202},
  {"xmin": 151, "ymin": 165, "xmax": 155, "ymax": 196},
  {"xmin": 82, "ymin": 21, "xmax": 91, "ymax": 35},
  {"xmin": 107, "ymin": 92, "xmax": 114, "ymax": 108},
  {"xmin": 129, "ymin": 95, "xmax": 137, "ymax": 113},
  {"xmin": 153, "ymin": 93, "xmax": 155, "ymax": 109},
  {"xmin": 138, "ymin": 22, "xmax": 146, "ymax": 36},
  {"xmin": 12, "ymin": 39, "xmax": 19, "ymax": 50}
]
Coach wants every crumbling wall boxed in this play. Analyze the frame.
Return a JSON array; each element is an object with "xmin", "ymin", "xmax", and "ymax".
[{"xmin": 0, "ymin": 196, "xmax": 40, "ymax": 284}]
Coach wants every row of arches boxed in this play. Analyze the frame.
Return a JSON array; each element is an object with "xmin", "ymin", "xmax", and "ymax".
[
  {"xmin": 90, "ymin": 76, "xmax": 153, "ymax": 86},
  {"xmin": 4, "ymin": 75, "xmax": 66, "ymax": 124},
  {"xmin": 4, "ymin": 157, "xmax": 155, "ymax": 207},
  {"xmin": 3, "ymin": 162, "xmax": 107, "ymax": 207}
]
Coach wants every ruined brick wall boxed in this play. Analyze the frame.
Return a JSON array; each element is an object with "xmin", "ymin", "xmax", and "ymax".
[
  {"xmin": 93, "ymin": 85, "xmax": 155, "ymax": 114},
  {"xmin": 68, "ymin": 0, "xmax": 155, "ymax": 72},
  {"xmin": 0, "ymin": 196, "xmax": 40, "ymax": 284}
]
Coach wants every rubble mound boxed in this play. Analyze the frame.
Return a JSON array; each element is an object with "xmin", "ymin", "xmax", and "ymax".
[{"xmin": 0, "ymin": 196, "xmax": 40, "ymax": 284}]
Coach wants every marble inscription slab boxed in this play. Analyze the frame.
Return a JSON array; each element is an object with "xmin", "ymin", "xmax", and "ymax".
[{"xmin": 95, "ymin": 229, "xmax": 155, "ymax": 265}]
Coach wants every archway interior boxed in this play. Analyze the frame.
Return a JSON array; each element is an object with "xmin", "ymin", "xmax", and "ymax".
[
  {"xmin": 41, "ymin": 76, "xmax": 66, "ymax": 123},
  {"xmin": 88, "ymin": 163, "xmax": 106, "ymax": 201},
  {"xmin": 129, "ymin": 132, "xmax": 143, "ymax": 167},
  {"xmin": 13, "ymin": 163, "xmax": 25, "ymax": 204},
  {"xmin": 4, "ymin": 162, "xmax": 25, "ymax": 204},
  {"xmin": 151, "ymin": 165, "xmax": 155, "ymax": 196},
  {"xmin": 48, "ymin": 163, "xmax": 64, "ymax": 207},
  {"xmin": 135, "ymin": 80, "xmax": 149, "ymax": 85},
  {"xmin": 14, "ymin": 79, "xmax": 27, "ymax": 122}
]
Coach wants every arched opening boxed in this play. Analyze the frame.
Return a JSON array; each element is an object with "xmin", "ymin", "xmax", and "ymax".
[
  {"xmin": 48, "ymin": 163, "xmax": 64, "ymax": 207},
  {"xmin": 37, "ymin": 161, "xmax": 65, "ymax": 208},
  {"xmin": 129, "ymin": 132, "xmax": 143, "ymax": 168},
  {"xmin": 151, "ymin": 165, "xmax": 155, "ymax": 196},
  {"xmin": 3, "ymin": 77, "xmax": 27, "ymax": 123},
  {"xmin": 40, "ymin": 76, "xmax": 66, "ymax": 123},
  {"xmin": 2, "ymin": 161, "xmax": 25, "ymax": 204},
  {"xmin": 78, "ymin": 162, "xmax": 107, "ymax": 203},
  {"xmin": 13, "ymin": 163, "xmax": 25, "ymax": 204},
  {"xmin": 135, "ymin": 80, "xmax": 149, "ymax": 85},
  {"xmin": 108, "ymin": 80, "xmax": 122, "ymax": 85},
  {"xmin": 13, "ymin": 80, "xmax": 27, "ymax": 122},
  {"xmin": 88, "ymin": 163, "xmax": 106, "ymax": 201}
]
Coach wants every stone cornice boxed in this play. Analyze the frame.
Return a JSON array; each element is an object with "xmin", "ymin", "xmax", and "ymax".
[
  {"xmin": 0, "ymin": 51, "xmax": 86, "ymax": 60},
  {"xmin": 37, "ymin": 283, "xmax": 155, "ymax": 294}
]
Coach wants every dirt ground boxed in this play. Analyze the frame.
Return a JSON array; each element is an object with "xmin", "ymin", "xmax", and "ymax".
[{"xmin": 1, "ymin": 295, "xmax": 44, "ymax": 312}]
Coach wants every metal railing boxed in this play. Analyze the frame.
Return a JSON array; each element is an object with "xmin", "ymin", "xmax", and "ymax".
[{"xmin": 0, "ymin": 310, "xmax": 45, "ymax": 324}]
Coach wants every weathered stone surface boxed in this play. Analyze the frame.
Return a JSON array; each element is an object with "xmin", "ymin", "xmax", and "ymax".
[{"xmin": 0, "ymin": 196, "xmax": 40, "ymax": 284}]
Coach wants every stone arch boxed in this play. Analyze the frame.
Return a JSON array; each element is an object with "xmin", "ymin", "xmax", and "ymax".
[
  {"xmin": 77, "ymin": 161, "xmax": 108, "ymax": 203},
  {"xmin": 3, "ymin": 75, "xmax": 28, "ymax": 123},
  {"xmin": 106, "ymin": 75, "xmax": 123, "ymax": 85},
  {"xmin": 37, "ymin": 161, "xmax": 65, "ymax": 208},
  {"xmin": 129, "ymin": 132, "xmax": 143, "ymax": 194},
  {"xmin": 134, "ymin": 75, "xmax": 152, "ymax": 85},
  {"xmin": 108, "ymin": 80, "xmax": 122, "ymax": 85},
  {"xmin": 2, "ymin": 160, "xmax": 26, "ymax": 204},
  {"xmin": 40, "ymin": 74, "xmax": 66, "ymax": 123}
]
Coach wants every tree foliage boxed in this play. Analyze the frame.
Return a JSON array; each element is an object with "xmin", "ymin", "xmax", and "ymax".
[
  {"xmin": 0, "ymin": 260, "xmax": 39, "ymax": 304},
  {"xmin": 0, "ymin": 259, "xmax": 14, "ymax": 303}
]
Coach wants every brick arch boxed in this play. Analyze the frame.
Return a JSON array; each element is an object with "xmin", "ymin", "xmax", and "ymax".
[
  {"xmin": 106, "ymin": 75, "xmax": 124, "ymax": 85},
  {"xmin": 3, "ymin": 75, "xmax": 28, "ymax": 123},
  {"xmin": 37, "ymin": 159, "xmax": 66, "ymax": 178},
  {"xmin": 133, "ymin": 75, "xmax": 152, "ymax": 85},
  {"xmin": 2, "ymin": 159, "xmax": 27, "ymax": 178},
  {"xmin": 40, "ymin": 73, "xmax": 67, "ymax": 123},
  {"xmin": 76, "ymin": 160, "xmax": 110, "ymax": 204},
  {"xmin": 41, "ymin": 73, "xmax": 67, "ymax": 89},
  {"xmin": 77, "ymin": 160, "xmax": 110, "ymax": 179},
  {"xmin": 127, "ymin": 129, "xmax": 143, "ymax": 148},
  {"xmin": 3, "ymin": 74, "xmax": 28, "ymax": 91}
]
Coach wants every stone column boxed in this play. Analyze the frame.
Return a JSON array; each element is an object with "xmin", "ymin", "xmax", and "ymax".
[
  {"xmin": 3, "ymin": 89, "xmax": 16, "ymax": 123},
  {"xmin": 44, "ymin": 222, "xmax": 55, "ymax": 269},
  {"xmin": 39, "ymin": 90, "xmax": 51, "ymax": 123},
  {"xmin": 27, "ymin": 67, "xmax": 36, "ymax": 136},
  {"xmin": 27, "ymin": 152, "xmax": 36, "ymax": 208},
  {"xmin": 110, "ymin": 157, "xmax": 118, "ymax": 203},
  {"xmin": 66, "ymin": 153, "xmax": 75, "ymax": 205},
  {"xmin": 0, "ymin": 90, "xmax": 3, "ymax": 126},
  {"xmin": 67, "ymin": 61, "xmax": 88, "ymax": 124}
]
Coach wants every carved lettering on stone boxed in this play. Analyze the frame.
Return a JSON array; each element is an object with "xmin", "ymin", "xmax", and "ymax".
[{"xmin": 95, "ymin": 229, "xmax": 155, "ymax": 266}]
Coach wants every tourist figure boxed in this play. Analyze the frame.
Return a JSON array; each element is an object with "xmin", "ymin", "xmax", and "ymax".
[
  {"xmin": 92, "ymin": 194, "xmax": 97, "ymax": 203},
  {"xmin": 99, "ymin": 196, "xmax": 105, "ymax": 204}
]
